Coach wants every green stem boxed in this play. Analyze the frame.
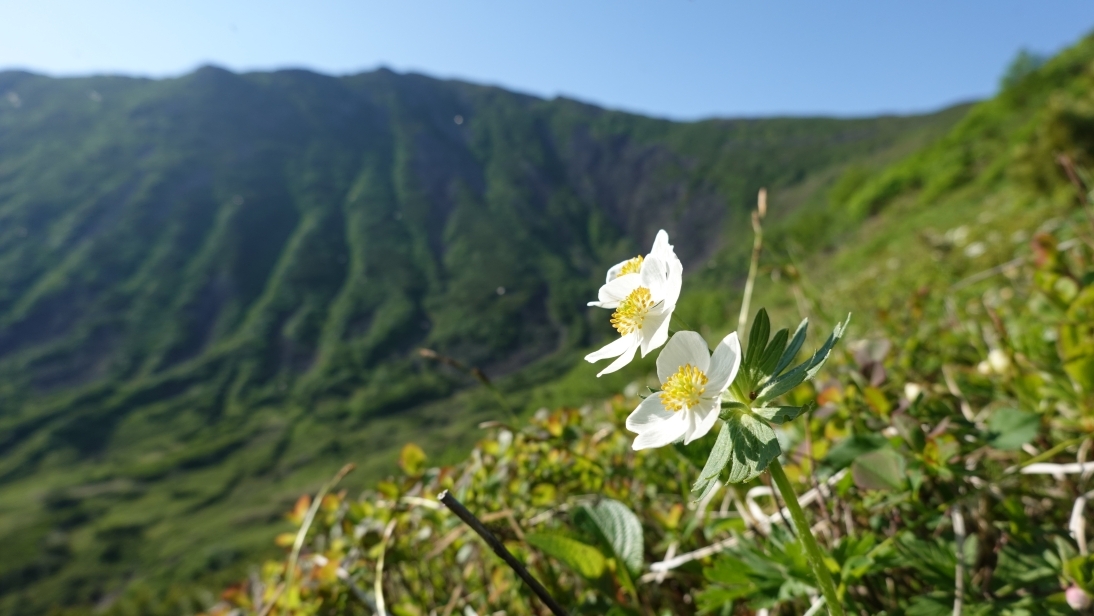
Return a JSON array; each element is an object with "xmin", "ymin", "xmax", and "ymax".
[{"xmin": 769, "ymin": 459, "xmax": 845, "ymax": 616}]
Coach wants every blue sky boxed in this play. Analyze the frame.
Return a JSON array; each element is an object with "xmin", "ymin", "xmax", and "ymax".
[{"xmin": 1, "ymin": 1, "xmax": 1092, "ymax": 119}]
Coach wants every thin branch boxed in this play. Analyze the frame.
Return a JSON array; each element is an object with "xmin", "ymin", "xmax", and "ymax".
[
  {"xmin": 441, "ymin": 582, "xmax": 464, "ymax": 616},
  {"xmin": 738, "ymin": 188, "xmax": 767, "ymax": 332},
  {"xmin": 1022, "ymin": 462, "xmax": 1094, "ymax": 475},
  {"xmin": 804, "ymin": 596, "xmax": 827, "ymax": 616},
  {"xmin": 438, "ymin": 490, "xmax": 568, "ymax": 616},
  {"xmin": 375, "ymin": 519, "xmax": 397, "ymax": 616},
  {"xmin": 952, "ymin": 506, "xmax": 966, "ymax": 616}
]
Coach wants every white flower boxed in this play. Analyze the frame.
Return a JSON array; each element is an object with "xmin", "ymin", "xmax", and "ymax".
[
  {"xmin": 625, "ymin": 331, "xmax": 741, "ymax": 450},
  {"xmin": 592, "ymin": 229, "xmax": 678, "ymax": 294},
  {"xmin": 585, "ymin": 230, "xmax": 683, "ymax": 376}
]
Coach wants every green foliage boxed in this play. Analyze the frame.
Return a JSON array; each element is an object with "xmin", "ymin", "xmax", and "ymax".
[
  {"xmin": 525, "ymin": 533, "xmax": 607, "ymax": 579},
  {"xmin": 574, "ymin": 499, "xmax": 644, "ymax": 576},
  {"xmin": 6, "ymin": 26, "xmax": 1094, "ymax": 616},
  {"xmin": 1001, "ymin": 49, "xmax": 1049, "ymax": 91},
  {"xmin": 0, "ymin": 62, "xmax": 968, "ymax": 612},
  {"xmin": 203, "ymin": 48, "xmax": 1094, "ymax": 613}
]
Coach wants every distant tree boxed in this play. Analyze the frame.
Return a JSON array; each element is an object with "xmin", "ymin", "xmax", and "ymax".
[{"xmin": 1000, "ymin": 48, "xmax": 1048, "ymax": 90}]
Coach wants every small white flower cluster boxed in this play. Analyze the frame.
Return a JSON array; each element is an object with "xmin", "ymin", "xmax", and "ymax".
[{"xmin": 586, "ymin": 231, "xmax": 741, "ymax": 451}]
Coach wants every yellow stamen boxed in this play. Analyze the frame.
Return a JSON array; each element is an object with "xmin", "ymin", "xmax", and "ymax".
[
  {"xmin": 619, "ymin": 255, "xmax": 644, "ymax": 276},
  {"xmin": 661, "ymin": 363, "xmax": 708, "ymax": 412},
  {"xmin": 611, "ymin": 287, "xmax": 654, "ymax": 335}
]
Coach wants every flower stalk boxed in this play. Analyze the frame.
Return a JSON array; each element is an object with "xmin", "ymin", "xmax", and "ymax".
[{"xmin": 768, "ymin": 458, "xmax": 845, "ymax": 616}]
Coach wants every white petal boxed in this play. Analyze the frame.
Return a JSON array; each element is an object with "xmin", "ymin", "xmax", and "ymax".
[
  {"xmin": 632, "ymin": 410, "xmax": 688, "ymax": 450},
  {"xmin": 584, "ymin": 334, "xmax": 632, "ymax": 363},
  {"xmin": 640, "ymin": 255, "xmax": 669, "ymax": 293},
  {"xmin": 596, "ymin": 274, "xmax": 642, "ymax": 308},
  {"xmin": 656, "ymin": 331, "xmax": 711, "ymax": 383},
  {"xmin": 662, "ymin": 252, "xmax": 683, "ymax": 308},
  {"xmin": 639, "ymin": 310, "xmax": 670, "ymax": 357},
  {"xmin": 605, "ymin": 259, "xmax": 632, "ymax": 284},
  {"xmin": 625, "ymin": 393, "xmax": 673, "ymax": 430},
  {"xmin": 596, "ymin": 336, "xmax": 640, "ymax": 377},
  {"xmin": 683, "ymin": 399, "xmax": 720, "ymax": 445},
  {"xmin": 649, "ymin": 229, "xmax": 672, "ymax": 259},
  {"xmin": 706, "ymin": 331, "xmax": 742, "ymax": 393}
]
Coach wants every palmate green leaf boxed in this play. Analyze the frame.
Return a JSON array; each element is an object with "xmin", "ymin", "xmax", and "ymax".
[
  {"xmin": 986, "ymin": 407, "xmax": 1041, "ymax": 451},
  {"xmin": 744, "ymin": 308, "xmax": 772, "ymax": 377},
  {"xmin": 693, "ymin": 420, "xmax": 734, "ymax": 495},
  {"xmin": 525, "ymin": 532, "xmax": 606, "ymax": 579},
  {"xmin": 771, "ymin": 318, "xmax": 808, "ymax": 378},
  {"xmin": 754, "ymin": 314, "xmax": 851, "ymax": 406},
  {"xmin": 724, "ymin": 409, "xmax": 782, "ymax": 484},
  {"xmin": 752, "ymin": 402, "xmax": 814, "ymax": 425},
  {"xmin": 757, "ymin": 328, "xmax": 790, "ymax": 378},
  {"xmin": 575, "ymin": 499, "xmax": 644, "ymax": 575}
]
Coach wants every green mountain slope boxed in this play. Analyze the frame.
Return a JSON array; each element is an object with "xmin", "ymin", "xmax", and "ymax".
[
  {"xmin": 197, "ymin": 33, "xmax": 1094, "ymax": 616},
  {"xmin": 0, "ymin": 66, "xmax": 965, "ymax": 612}
]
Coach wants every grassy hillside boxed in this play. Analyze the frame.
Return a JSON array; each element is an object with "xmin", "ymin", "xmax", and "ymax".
[
  {"xmin": 192, "ymin": 33, "xmax": 1094, "ymax": 616},
  {"xmin": 0, "ymin": 67, "xmax": 968, "ymax": 612}
]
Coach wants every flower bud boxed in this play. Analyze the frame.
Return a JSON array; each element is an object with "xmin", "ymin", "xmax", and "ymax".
[{"xmin": 1066, "ymin": 585, "xmax": 1091, "ymax": 611}]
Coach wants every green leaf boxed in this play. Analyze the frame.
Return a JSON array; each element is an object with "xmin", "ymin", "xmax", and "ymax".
[
  {"xmin": 755, "ymin": 314, "xmax": 850, "ymax": 405},
  {"xmin": 986, "ymin": 407, "xmax": 1041, "ymax": 451},
  {"xmin": 693, "ymin": 420, "xmax": 733, "ymax": 494},
  {"xmin": 398, "ymin": 443, "xmax": 427, "ymax": 476},
  {"xmin": 1061, "ymin": 285, "xmax": 1094, "ymax": 392},
  {"xmin": 851, "ymin": 448, "xmax": 906, "ymax": 490},
  {"xmin": 575, "ymin": 499, "xmax": 644, "ymax": 575},
  {"xmin": 724, "ymin": 409, "xmax": 781, "ymax": 484},
  {"xmin": 757, "ymin": 328, "xmax": 789, "ymax": 378},
  {"xmin": 823, "ymin": 434, "xmax": 887, "ymax": 469},
  {"xmin": 744, "ymin": 308, "xmax": 771, "ymax": 377},
  {"xmin": 753, "ymin": 403, "xmax": 813, "ymax": 425},
  {"xmin": 525, "ymin": 532, "xmax": 606, "ymax": 579},
  {"xmin": 771, "ymin": 318, "xmax": 809, "ymax": 378},
  {"xmin": 695, "ymin": 476, "xmax": 723, "ymax": 505},
  {"xmin": 1066, "ymin": 554, "xmax": 1094, "ymax": 592}
]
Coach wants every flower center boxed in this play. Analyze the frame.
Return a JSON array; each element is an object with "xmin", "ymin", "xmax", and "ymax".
[
  {"xmin": 619, "ymin": 255, "xmax": 644, "ymax": 276},
  {"xmin": 661, "ymin": 363, "xmax": 708, "ymax": 412},
  {"xmin": 611, "ymin": 287, "xmax": 654, "ymax": 335}
]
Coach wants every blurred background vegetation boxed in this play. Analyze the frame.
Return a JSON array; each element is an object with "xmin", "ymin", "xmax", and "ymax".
[{"xmin": 1, "ymin": 26, "xmax": 1093, "ymax": 616}]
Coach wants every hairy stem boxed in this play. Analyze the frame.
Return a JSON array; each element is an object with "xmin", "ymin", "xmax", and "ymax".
[{"xmin": 769, "ymin": 459, "xmax": 845, "ymax": 616}]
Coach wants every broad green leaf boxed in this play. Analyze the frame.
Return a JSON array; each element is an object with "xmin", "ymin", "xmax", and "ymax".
[
  {"xmin": 575, "ymin": 499, "xmax": 644, "ymax": 575},
  {"xmin": 986, "ymin": 407, "xmax": 1040, "ymax": 451},
  {"xmin": 753, "ymin": 403, "xmax": 813, "ymax": 425},
  {"xmin": 693, "ymin": 420, "xmax": 733, "ymax": 494},
  {"xmin": 852, "ymin": 448, "xmax": 906, "ymax": 490},
  {"xmin": 771, "ymin": 318, "xmax": 809, "ymax": 378},
  {"xmin": 743, "ymin": 308, "xmax": 772, "ymax": 381},
  {"xmin": 757, "ymin": 328, "xmax": 789, "ymax": 378},
  {"xmin": 755, "ymin": 314, "xmax": 850, "ymax": 405},
  {"xmin": 724, "ymin": 410, "xmax": 781, "ymax": 484},
  {"xmin": 525, "ymin": 533, "xmax": 606, "ymax": 579},
  {"xmin": 823, "ymin": 434, "xmax": 887, "ymax": 469}
]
